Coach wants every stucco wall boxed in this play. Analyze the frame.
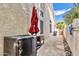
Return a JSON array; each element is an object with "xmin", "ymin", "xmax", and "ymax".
[
  {"xmin": 0, "ymin": 3, "xmax": 34, "ymax": 55},
  {"xmin": 0, "ymin": 3, "xmax": 55, "ymax": 55}
]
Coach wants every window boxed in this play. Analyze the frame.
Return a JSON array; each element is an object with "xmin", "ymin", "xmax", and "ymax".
[
  {"xmin": 40, "ymin": 10, "xmax": 44, "ymax": 17},
  {"xmin": 50, "ymin": 24, "xmax": 52, "ymax": 33},
  {"xmin": 40, "ymin": 3, "xmax": 44, "ymax": 9},
  {"xmin": 49, "ymin": 20, "xmax": 52, "ymax": 23},
  {"xmin": 40, "ymin": 20, "xmax": 44, "ymax": 34},
  {"xmin": 49, "ymin": 20, "xmax": 52, "ymax": 33}
]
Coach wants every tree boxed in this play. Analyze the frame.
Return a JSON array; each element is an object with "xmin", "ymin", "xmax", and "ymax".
[
  {"xmin": 64, "ymin": 13, "xmax": 73, "ymax": 26},
  {"xmin": 64, "ymin": 4, "xmax": 79, "ymax": 26},
  {"xmin": 56, "ymin": 22, "xmax": 65, "ymax": 35},
  {"xmin": 56, "ymin": 22, "xmax": 65, "ymax": 30}
]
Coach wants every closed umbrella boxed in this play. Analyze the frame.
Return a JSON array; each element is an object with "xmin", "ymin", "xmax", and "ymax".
[
  {"xmin": 34, "ymin": 9, "xmax": 39, "ymax": 34},
  {"xmin": 29, "ymin": 6, "xmax": 39, "ymax": 35}
]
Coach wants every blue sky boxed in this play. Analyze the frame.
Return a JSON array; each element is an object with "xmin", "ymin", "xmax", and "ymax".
[{"xmin": 53, "ymin": 3, "xmax": 74, "ymax": 23}]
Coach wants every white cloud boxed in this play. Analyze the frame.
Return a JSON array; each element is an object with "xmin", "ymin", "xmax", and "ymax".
[{"xmin": 54, "ymin": 8, "xmax": 72, "ymax": 16}]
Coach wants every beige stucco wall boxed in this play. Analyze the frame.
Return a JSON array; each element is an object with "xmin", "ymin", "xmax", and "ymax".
[
  {"xmin": 0, "ymin": 3, "xmax": 55, "ymax": 55},
  {"xmin": 42, "ymin": 3, "xmax": 55, "ymax": 39},
  {"xmin": 0, "ymin": 3, "xmax": 35, "ymax": 55}
]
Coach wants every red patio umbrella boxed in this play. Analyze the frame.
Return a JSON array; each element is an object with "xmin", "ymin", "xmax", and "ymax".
[{"xmin": 29, "ymin": 6, "xmax": 39, "ymax": 35}]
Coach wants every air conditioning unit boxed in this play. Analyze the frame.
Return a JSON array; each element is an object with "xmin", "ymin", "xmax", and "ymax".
[{"xmin": 4, "ymin": 35, "xmax": 37, "ymax": 56}]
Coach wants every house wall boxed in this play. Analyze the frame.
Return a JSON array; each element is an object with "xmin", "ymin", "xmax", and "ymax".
[
  {"xmin": 0, "ymin": 3, "xmax": 35, "ymax": 55},
  {"xmin": 0, "ymin": 3, "xmax": 55, "ymax": 55}
]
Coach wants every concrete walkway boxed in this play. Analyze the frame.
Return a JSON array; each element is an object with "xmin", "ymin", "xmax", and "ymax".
[{"xmin": 37, "ymin": 35, "xmax": 65, "ymax": 56}]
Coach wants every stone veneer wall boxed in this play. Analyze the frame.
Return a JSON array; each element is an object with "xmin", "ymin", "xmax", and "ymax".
[
  {"xmin": 72, "ymin": 18, "xmax": 79, "ymax": 55},
  {"xmin": 65, "ymin": 18, "xmax": 79, "ymax": 55}
]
